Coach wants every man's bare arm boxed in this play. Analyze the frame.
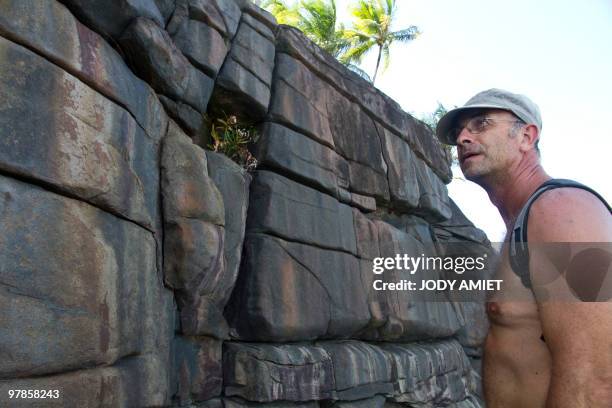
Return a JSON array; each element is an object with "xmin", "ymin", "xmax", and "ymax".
[{"xmin": 528, "ymin": 188, "xmax": 612, "ymax": 408}]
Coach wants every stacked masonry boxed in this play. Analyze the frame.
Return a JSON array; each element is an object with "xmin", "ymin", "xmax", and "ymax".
[{"xmin": 0, "ymin": 0, "xmax": 491, "ymax": 407}]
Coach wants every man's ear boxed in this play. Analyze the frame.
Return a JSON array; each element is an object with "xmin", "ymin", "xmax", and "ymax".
[{"xmin": 519, "ymin": 124, "xmax": 540, "ymax": 153}]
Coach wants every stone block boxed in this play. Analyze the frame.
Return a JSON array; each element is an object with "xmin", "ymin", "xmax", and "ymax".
[
  {"xmin": 173, "ymin": 336, "xmax": 223, "ymax": 404},
  {"xmin": 206, "ymin": 151, "xmax": 251, "ymax": 307},
  {"xmin": 224, "ymin": 342, "xmax": 335, "ymax": 401},
  {"xmin": 227, "ymin": 233, "xmax": 370, "ymax": 341},
  {"xmin": 223, "ymin": 340, "xmax": 479, "ymax": 405},
  {"xmin": 323, "ymin": 396, "xmax": 385, "ymax": 408},
  {"xmin": 0, "ymin": 355, "xmax": 170, "ymax": 407},
  {"xmin": 214, "ymin": 57, "xmax": 271, "ymax": 121},
  {"xmin": 155, "ymin": 0, "xmax": 176, "ymax": 23},
  {"xmin": 159, "ymin": 94, "xmax": 206, "ymax": 140},
  {"xmin": 413, "ymin": 154, "xmax": 452, "ymax": 221},
  {"xmin": 347, "ymin": 159, "xmax": 390, "ymax": 202},
  {"xmin": 241, "ymin": 13, "xmax": 276, "ymax": 41},
  {"xmin": 254, "ymin": 122, "xmax": 345, "ymax": 199},
  {"xmin": 0, "ymin": 0, "xmax": 167, "ymax": 141},
  {"xmin": 379, "ymin": 123, "xmax": 420, "ymax": 210},
  {"xmin": 213, "ymin": 0, "xmax": 242, "ymax": 38},
  {"xmin": 168, "ymin": 14, "xmax": 228, "ymax": 77},
  {"xmin": 231, "ymin": 20, "xmax": 275, "ymax": 84},
  {"xmin": 0, "ymin": 36, "xmax": 159, "ymax": 229},
  {"xmin": 0, "ymin": 175, "xmax": 172, "ymax": 378},
  {"xmin": 226, "ymin": 399, "xmax": 319, "ymax": 408},
  {"xmin": 61, "ymin": 0, "xmax": 165, "ymax": 38},
  {"xmin": 247, "ymin": 171, "xmax": 356, "ymax": 254},
  {"xmin": 120, "ymin": 17, "xmax": 214, "ymax": 113},
  {"xmin": 161, "ymin": 122, "xmax": 225, "ymax": 225},
  {"xmin": 274, "ymin": 25, "xmax": 452, "ymax": 182},
  {"xmin": 268, "ymin": 79, "xmax": 334, "ymax": 148}
]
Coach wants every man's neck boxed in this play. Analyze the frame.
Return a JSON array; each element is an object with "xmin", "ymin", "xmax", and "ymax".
[{"xmin": 482, "ymin": 162, "xmax": 550, "ymax": 228}]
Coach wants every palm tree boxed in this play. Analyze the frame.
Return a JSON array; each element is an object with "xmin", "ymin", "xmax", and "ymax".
[
  {"xmin": 262, "ymin": 0, "xmax": 371, "ymax": 80},
  {"xmin": 343, "ymin": 0, "xmax": 420, "ymax": 84}
]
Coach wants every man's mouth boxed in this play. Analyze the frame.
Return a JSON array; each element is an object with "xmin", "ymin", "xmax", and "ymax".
[{"xmin": 460, "ymin": 151, "xmax": 480, "ymax": 163}]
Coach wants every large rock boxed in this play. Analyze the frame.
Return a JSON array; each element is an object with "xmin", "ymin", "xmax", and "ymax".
[
  {"xmin": 413, "ymin": 154, "xmax": 452, "ymax": 221},
  {"xmin": 0, "ymin": 175, "xmax": 172, "ymax": 378},
  {"xmin": 0, "ymin": 0, "xmax": 167, "ymax": 141},
  {"xmin": 0, "ymin": 35, "xmax": 160, "ymax": 229},
  {"xmin": 119, "ymin": 17, "xmax": 214, "ymax": 113},
  {"xmin": 230, "ymin": 19, "xmax": 275, "ymax": 84},
  {"xmin": 173, "ymin": 336, "xmax": 223, "ymax": 404},
  {"xmin": 161, "ymin": 123, "xmax": 229, "ymax": 338},
  {"xmin": 223, "ymin": 340, "xmax": 480, "ymax": 405},
  {"xmin": 61, "ymin": 0, "xmax": 165, "ymax": 38},
  {"xmin": 253, "ymin": 122, "xmax": 346, "ymax": 199},
  {"xmin": 167, "ymin": 6, "xmax": 228, "ymax": 77},
  {"xmin": 247, "ymin": 171, "xmax": 356, "ymax": 254},
  {"xmin": 274, "ymin": 25, "xmax": 452, "ymax": 182},
  {"xmin": 212, "ymin": 17, "xmax": 275, "ymax": 121},
  {"xmin": 185, "ymin": 0, "xmax": 231, "ymax": 38},
  {"xmin": 224, "ymin": 342, "xmax": 335, "ymax": 402},
  {"xmin": 379, "ymin": 123, "xmax": 420, "ymax": 210},
  {"xmin": 0, "ymin": 354, "xmax": 169, "ymax": 407},
  {"xmin": 206, "ymin": 151, "xmax": 251, "ymax": 307},
  {"xmin": 159, "ymin": 94, "xmax": 206, "ymax": 142},
  {"xmin": 359, "ymin": 220, "xmax": 463, "ymax": 341},
  {"xmin": 213, "ymin": 0, "xmax": 242, "ymax": 38},
  {"xmin": 227, "ymin": 233, "xmax": 370, "ymax": 341}
]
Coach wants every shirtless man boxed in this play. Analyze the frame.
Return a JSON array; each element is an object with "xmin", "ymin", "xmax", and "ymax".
[{"xmin": 436, "ymin": 89, "xmax": 612, "ymax": 407}]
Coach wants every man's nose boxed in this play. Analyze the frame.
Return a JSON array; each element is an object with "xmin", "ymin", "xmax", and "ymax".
[{"xmin": 456, "ymin": 127, "xmax": 473, "ymax": 145}]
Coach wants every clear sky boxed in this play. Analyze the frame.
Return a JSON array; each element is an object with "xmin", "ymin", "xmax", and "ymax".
[{"xmin": 332, "ymin": 0, "xmax": 612, "ymax": 241}]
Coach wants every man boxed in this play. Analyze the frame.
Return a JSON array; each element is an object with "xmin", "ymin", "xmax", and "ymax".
[{"xmin": 436, "ymin": 89, "xmax": 612, "ymax": 407}]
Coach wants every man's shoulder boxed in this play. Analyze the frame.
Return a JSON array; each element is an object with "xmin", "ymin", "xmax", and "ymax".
[{"xmin": 527, "ymin": 186, "xmax": 612, "ymax": 242}]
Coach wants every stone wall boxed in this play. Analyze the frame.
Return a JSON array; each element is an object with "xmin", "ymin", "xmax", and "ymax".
[{"xmin": 0, "ymin": 1, "xmax": 490, "ymax": 406}]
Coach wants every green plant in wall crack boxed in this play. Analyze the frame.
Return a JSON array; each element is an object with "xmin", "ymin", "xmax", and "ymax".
[{"xmin": 208, "ymin": 114, "xmax": 259, "ymax": 171}]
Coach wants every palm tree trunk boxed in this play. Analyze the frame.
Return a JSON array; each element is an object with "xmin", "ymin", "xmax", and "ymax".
[{"xmin": 372, "ymin": 44, "xmax": 383, "ymax": 84}]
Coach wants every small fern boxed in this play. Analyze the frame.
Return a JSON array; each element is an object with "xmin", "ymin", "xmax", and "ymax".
[{"xmin": 208, "ymin": 114, "xmax": 258, "ymax": 171}]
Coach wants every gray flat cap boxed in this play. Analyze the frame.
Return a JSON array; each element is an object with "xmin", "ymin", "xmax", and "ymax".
[{"xmin": 436, "ymin": 88, "xmax": 542, "ymax": 145}]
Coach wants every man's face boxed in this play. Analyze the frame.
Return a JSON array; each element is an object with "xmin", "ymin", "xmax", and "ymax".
[{"xmin": 453, "ymin": 109, "xmax": 522, "ymax": 182}]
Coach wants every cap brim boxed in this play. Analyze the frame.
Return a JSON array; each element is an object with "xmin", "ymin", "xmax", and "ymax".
[{"xmin": 435, "ymin": 103, "xmax": 510, "ymax": 145}]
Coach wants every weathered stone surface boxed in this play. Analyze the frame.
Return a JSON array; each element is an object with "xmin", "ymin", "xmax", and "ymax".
[
  {"xmin": 159, "ymin": 94, "xmax": 206, "ymax": 140},
  {"xmin": 161, "ymin": 122, "xmax": 229, "ymax": 338},
  {"xmin": 271, "ymin": 53, "xmax": 334, "ymax": 148},
  {"xmin": 173, "ymin": 336, "xmax": 222, "ymax": 404},
  {"xmin": 413, "ymin": 154, "xmax": 452, "ymax": 221},
  {"xmin": 433, "ymin": 199, "xmax": 489, "ymax": 244},
  {"xmin": 343, "ymin": 192, "xmax": 377, "ymax": 213},
  {"xmin": 379, "ymin": 123, "xmax": 420, "ymax": 210},
  {"xmin": 269, "ymin": 79, "xmax": 334, "ymax": 148},
  {"xmin": 214, "ymin": 0, "xmax": 242, "ymax": 38},
  {"xmin": 227, "ymin": 233, "xmax": 370, "ymax": 341},
  {"xmin": 324, "ymin": 396, "xmax": 385, "ymax": 408},
  {"xmin": 161, "ymin": 122, "xmax": 224, "ymax": 225},
  {"xmin": 0, "ymin": 175, "xmax": 172, "ymax": 378},
  {"xmin": 185, "ymin": 0, "xmax": 229, "ymax": 37},
  {"xmin": 0, "ymin": 35, "xmax": 159, "ymax": 229},
  {"xmin": 254, "ymin": 122, "xmax": 345, "ymax": 199},
  {"xmin": 120, "ymin": 17, "xmax": 214, "ymax": 112},
  {"xmin": 154, "ymin": 0, "xmax": 176, "ymax": 23},
  {"xmin": 0, "ymin": 354, "xmax": 169, "ymax": 407},
  {"xmin": 223, "ymin": 340, "xmax": 479, "ymax": 404},
  {"xmin": 348, "ymin": 159, "xmax": 390, "ymax": 202},
  {"xmin": 275, "ymin": 25, "xmax": 452, "ymax": 182},
  {"xmin": 247, "ymin": 171, "xmax": 356, "ymax": 254},
  {"xmin": 214, "ymin": 57, "xmax": 271, "ymax": 120},
  {"xmin": 359, "ymin": 221, "xmax": 463, "ymax": 341},
  {"xmin": 167, "ymin": 11, "xmax": 228, "ymax": 77},
  {"xmin": 231, "ymin": 20, "xmax": 275, "ymax": 84},
  {"xmin": 241, "ymin": 13, "xmax": 276, "ymax": 42},
  {"xmin": 206, "ymin": 151, "xmax": 251, "ymax": 307},
  {"xmin": 61, "ymin": 0, "xmax": 165, "ymax": 38},
  {"xmin": 226, "ymin": 398, "xmax": 320, "ymax": 407},
  {"xmin": 0, "ymin": 0, "xmax": 168, "ymax": 141},
  {"xmin": 224, "ymin": 342, "xmax": 335, "ymax": 401}
]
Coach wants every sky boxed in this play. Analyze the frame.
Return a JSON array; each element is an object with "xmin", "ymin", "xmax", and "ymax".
[{"xmin": 329, "ymin": 0, "xmax": 612, "ymax": 241}]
